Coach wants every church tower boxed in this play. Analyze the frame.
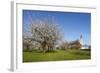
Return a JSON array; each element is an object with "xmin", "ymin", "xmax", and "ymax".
[{"xmin": 79, "ymin": 34, "xmax": 84, "ymax": 49}]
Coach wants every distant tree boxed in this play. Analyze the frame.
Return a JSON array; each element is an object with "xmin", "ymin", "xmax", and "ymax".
[
  {"xmin": 68, "ymin": 40, "xmax": 82, "ymax": 50},
  {"xmin": 88, "ymin": 45, "xmax": 91, "ymax": 49},
  {"xmin": 23, "ymin": 38, "xmax": 33, "ymax": 51},
  {"xmin": 60, "ymin": 41, "xmax": 69, "ymax": 50}
]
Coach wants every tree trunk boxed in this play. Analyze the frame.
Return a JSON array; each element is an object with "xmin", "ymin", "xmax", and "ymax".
[{"xmin": 41, "ymin": 42, "xmax": 47, "ymax": 53}]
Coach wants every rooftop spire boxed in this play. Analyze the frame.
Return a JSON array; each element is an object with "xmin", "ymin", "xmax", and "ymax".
[{"xmin": 80, "ymin": 34, "xmax": 82, "ymax": 39}]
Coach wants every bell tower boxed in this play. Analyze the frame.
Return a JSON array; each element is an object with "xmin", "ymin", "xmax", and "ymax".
[{"xmin": 79, "ymin": 34, "xmax": 83, "ymax": 46}]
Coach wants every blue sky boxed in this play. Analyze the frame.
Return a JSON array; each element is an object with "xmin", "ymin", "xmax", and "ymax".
[{"xmin": 23, "ymin": 10, "xmax": 91, "ymax": 45}]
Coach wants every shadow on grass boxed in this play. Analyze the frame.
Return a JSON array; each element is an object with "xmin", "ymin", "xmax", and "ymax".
[
  {"xmin": 67, "ymin": 49, "xmax": 91, "ymax": 56},
  {"xmin": 23, "ymin": 48, "xmax": 59, "ymax": 53}
]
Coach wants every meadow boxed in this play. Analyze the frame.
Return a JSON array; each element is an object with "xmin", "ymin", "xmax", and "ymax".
[{"xmin": 23, "ymin": 49, "xmax": 91, "ymax": 62}]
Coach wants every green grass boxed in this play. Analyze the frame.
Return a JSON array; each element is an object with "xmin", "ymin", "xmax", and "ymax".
[{"xmin": 23, "ymin": 49, "xmax": 91, "ymax": 62}]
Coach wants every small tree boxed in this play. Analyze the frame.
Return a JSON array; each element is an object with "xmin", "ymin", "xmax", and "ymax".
[
  {"xmin": 23, "ymin": 38, "xmax": 33, "ymax": 51},
  {"xmin": 60, "ymin": 41, "xmax": 69, "ymax": 50}
]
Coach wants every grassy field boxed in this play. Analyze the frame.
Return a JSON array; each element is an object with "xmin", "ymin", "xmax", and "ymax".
[{"xmin": 23, "ymin": 49, "xmax": 91, "ymax": 62}]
